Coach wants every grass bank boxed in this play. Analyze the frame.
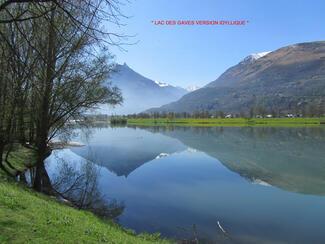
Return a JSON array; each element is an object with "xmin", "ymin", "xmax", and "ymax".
[
  {"xmin": 0, "ymin": 147, "xmax": 170, "ymax": 244},
  {"xmin": 0, "ymin": 181, "xmax": 169, "ymax": 243},
  {"xmin": 127, "ymin": 117, "xmax": 325, "ymax": 127}
]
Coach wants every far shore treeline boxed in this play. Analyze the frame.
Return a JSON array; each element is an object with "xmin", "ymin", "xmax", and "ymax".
[{"xmin": 88, "ymin": 113, "xmax": 325, "ymax": 127}]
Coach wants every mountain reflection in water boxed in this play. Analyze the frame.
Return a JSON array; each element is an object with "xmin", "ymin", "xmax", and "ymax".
[{"xmin": 46, "ymin": 126, "xmax": 325, "ymax": 243}]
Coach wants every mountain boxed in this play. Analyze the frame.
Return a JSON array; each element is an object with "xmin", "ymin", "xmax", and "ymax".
[
  {"xmin": 99, "ymin": 63, "xmax": 187, "ymax": 114},
  {"xmin": 186, "ymin": 85, "xmax": 200, "ymax": 92},
  {"xmin": 147, "ymin": 41, "xmax": 325, "ymax": 114}
]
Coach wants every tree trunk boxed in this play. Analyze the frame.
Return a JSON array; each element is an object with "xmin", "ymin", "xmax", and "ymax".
[
  {"xmin": 0, "ymin": 142, "xmax": 4, "ymax": 170},
  {"xmin": 33, "ymin": 160, "xmax": 53, "ymax": 194},
  {"xmin": 0, "ymin": 142, "xmax": 13, "ymax": 176},
  {"xmin": 33, "ymin": 7, "xmax": 56, "ymax": 193}
]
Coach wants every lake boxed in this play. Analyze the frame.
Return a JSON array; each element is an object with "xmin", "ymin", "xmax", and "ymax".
[{"xmin": 46, "ymin": 126, "xmax": 325, "ymax": 243}]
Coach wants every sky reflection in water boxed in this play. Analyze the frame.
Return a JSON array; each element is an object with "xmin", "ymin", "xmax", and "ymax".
[{"xmin": 47, "ymin": 126, "xmax": 325, "ymax": 243}]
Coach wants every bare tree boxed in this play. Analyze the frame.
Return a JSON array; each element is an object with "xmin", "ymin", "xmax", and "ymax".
[
  {"xmin": 0, "ymin": 0, "xmax": 127, "ymax": 192},
  {"xmin": 0, "ymin": 17, "xmax": 39, "ymax": 175}
]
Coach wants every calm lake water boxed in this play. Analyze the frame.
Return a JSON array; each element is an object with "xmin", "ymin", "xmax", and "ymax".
[{"xmin": 46, "ymin": 126, "xmax": 325, "ymax": 243}]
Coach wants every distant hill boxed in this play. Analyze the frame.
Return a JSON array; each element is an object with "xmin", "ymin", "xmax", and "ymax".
[
  {"xmin": 147, "ymin": 41, "xmax": 325, "ymax": 114},
  {"xmin": 99, "ymin": 63, "xmax": 187, "ymax": 115}
]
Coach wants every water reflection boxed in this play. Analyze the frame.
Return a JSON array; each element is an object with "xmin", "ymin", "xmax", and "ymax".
[
  {"xmin": 71, "ymin": 127, "xmax": 186, "ymax": 177},
  {"xmin": 141, "ymin": 126, "xmax": 325, "ymax": 195},
  {"xmin": 42, "ymin": 126, "xmax": 325, "ymax": 243},
  {"xmin": 21, "ymin": 149, "xmax": 124, "ymax": 220},
  {"xmin": 48, "ymin": 151, "xmax": 124, "ymax": 218}
]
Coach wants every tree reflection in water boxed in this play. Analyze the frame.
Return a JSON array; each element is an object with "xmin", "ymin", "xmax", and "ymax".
[{"xmin": 22, "ymin": 155, "xmax": 124, "ymax": 220}]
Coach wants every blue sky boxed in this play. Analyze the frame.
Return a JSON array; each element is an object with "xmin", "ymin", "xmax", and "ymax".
[{"xmin": 109, "ymin": 0, "xmax": 325, "ymax": 88}]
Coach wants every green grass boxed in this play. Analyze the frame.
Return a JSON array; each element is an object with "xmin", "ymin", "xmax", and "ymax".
[
  {"xmin": 0, "ymin": 147, "xmax": 170, "ymax": 244},
  {"xmin": 127, "ymin": 117, "xmax": 325, "ymax": 127},
  {"xmin": 0, "ymin": 181, "xmax": 170, "ymax": 243},
  {"xmin": 6, "ymin": 145, "xmax": 36, "ymax": 170},
  {"xmin": 0, "ymin": 144, "xmax": 37, "ymax": 181}
]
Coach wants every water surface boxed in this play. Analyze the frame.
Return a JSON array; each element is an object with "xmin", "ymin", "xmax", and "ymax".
[{"xmin": 47, "ymin": 126, "xmax": 325, "ymax": 243}]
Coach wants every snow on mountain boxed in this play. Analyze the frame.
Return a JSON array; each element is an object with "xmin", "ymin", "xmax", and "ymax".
[
  {"xmin": 147, "ymin": 41, "xmax": 325, "ymax": 114},
  {"xmin": 251, "ymin": 51, "xmax": 271, "ymax": 59},
  {"xmin": 154, "ymin": 81, "xmax": 170, "ymax": 87},
  {"xmin": 98, "ymin": 63, "xmax": 188, "ymax": 115},
  {"xmin": 186, "ymin": 85, "xmax": 200, "ymax": 92},
  {"xmin": 243, "ymin": 51, "xmax": 271, "ymax": 62}
]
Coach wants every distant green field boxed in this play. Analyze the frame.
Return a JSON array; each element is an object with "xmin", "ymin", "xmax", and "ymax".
[{"xmin": 127, "ymin": 117, "xmax": 325, "ymax": 127}]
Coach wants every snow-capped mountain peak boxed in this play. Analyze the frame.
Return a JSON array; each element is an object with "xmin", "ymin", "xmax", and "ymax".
[
  {"xmin": 99, "ymin": 63, "xmax": 188, "ymax": 114},
  {"xmin": 250, "ymin": 51, "xmax": 271, "ymax": 60},
  {"xmin": 187, "ymin": 85, "xmax": 200, "ymax": 92},
  {"xmin": 243, "ymin": 51, "xmax": 271, "ymax": 62},
  {"xmin": 154, "ymin": 80, "xmax": 170, "ymax": 87}
]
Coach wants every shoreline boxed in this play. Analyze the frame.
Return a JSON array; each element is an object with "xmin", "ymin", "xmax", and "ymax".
[
  {"xmin": 49, "ymin": 140, "xmax": 85, "ymax": 149},
  {"xmin": 127, "ymin": 117, "xmax": 325, "ymax": 127}
]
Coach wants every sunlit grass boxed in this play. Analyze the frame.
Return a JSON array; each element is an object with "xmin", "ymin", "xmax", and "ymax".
[
  {"xmin": 0, "ymin": 147, "xmax": 170, "ymax": 243},
  {"xmin": 0, "ymin": 181, "xmax": 169, "ymax": 243}
]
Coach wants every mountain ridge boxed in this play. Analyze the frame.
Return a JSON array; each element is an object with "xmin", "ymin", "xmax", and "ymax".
[
  {"xmin": 147, "ymin": 41, "xmax": 325, "ymax": 115},
  {"xmin": 100, "ymin": 63, "xmax": 188, "ymax": 114}
]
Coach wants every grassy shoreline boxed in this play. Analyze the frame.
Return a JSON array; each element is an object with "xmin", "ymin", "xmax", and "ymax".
[
  {"xmin": 0, "ymin": 147, "xmax": 170, "ymax": 244},
  {"xmin": 0, "ymin": 181, "xmax": 169, "ymax": 244},
  {"xmin": 127, "ymin": 117, "xmax": 325, "ymax": 127}
]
